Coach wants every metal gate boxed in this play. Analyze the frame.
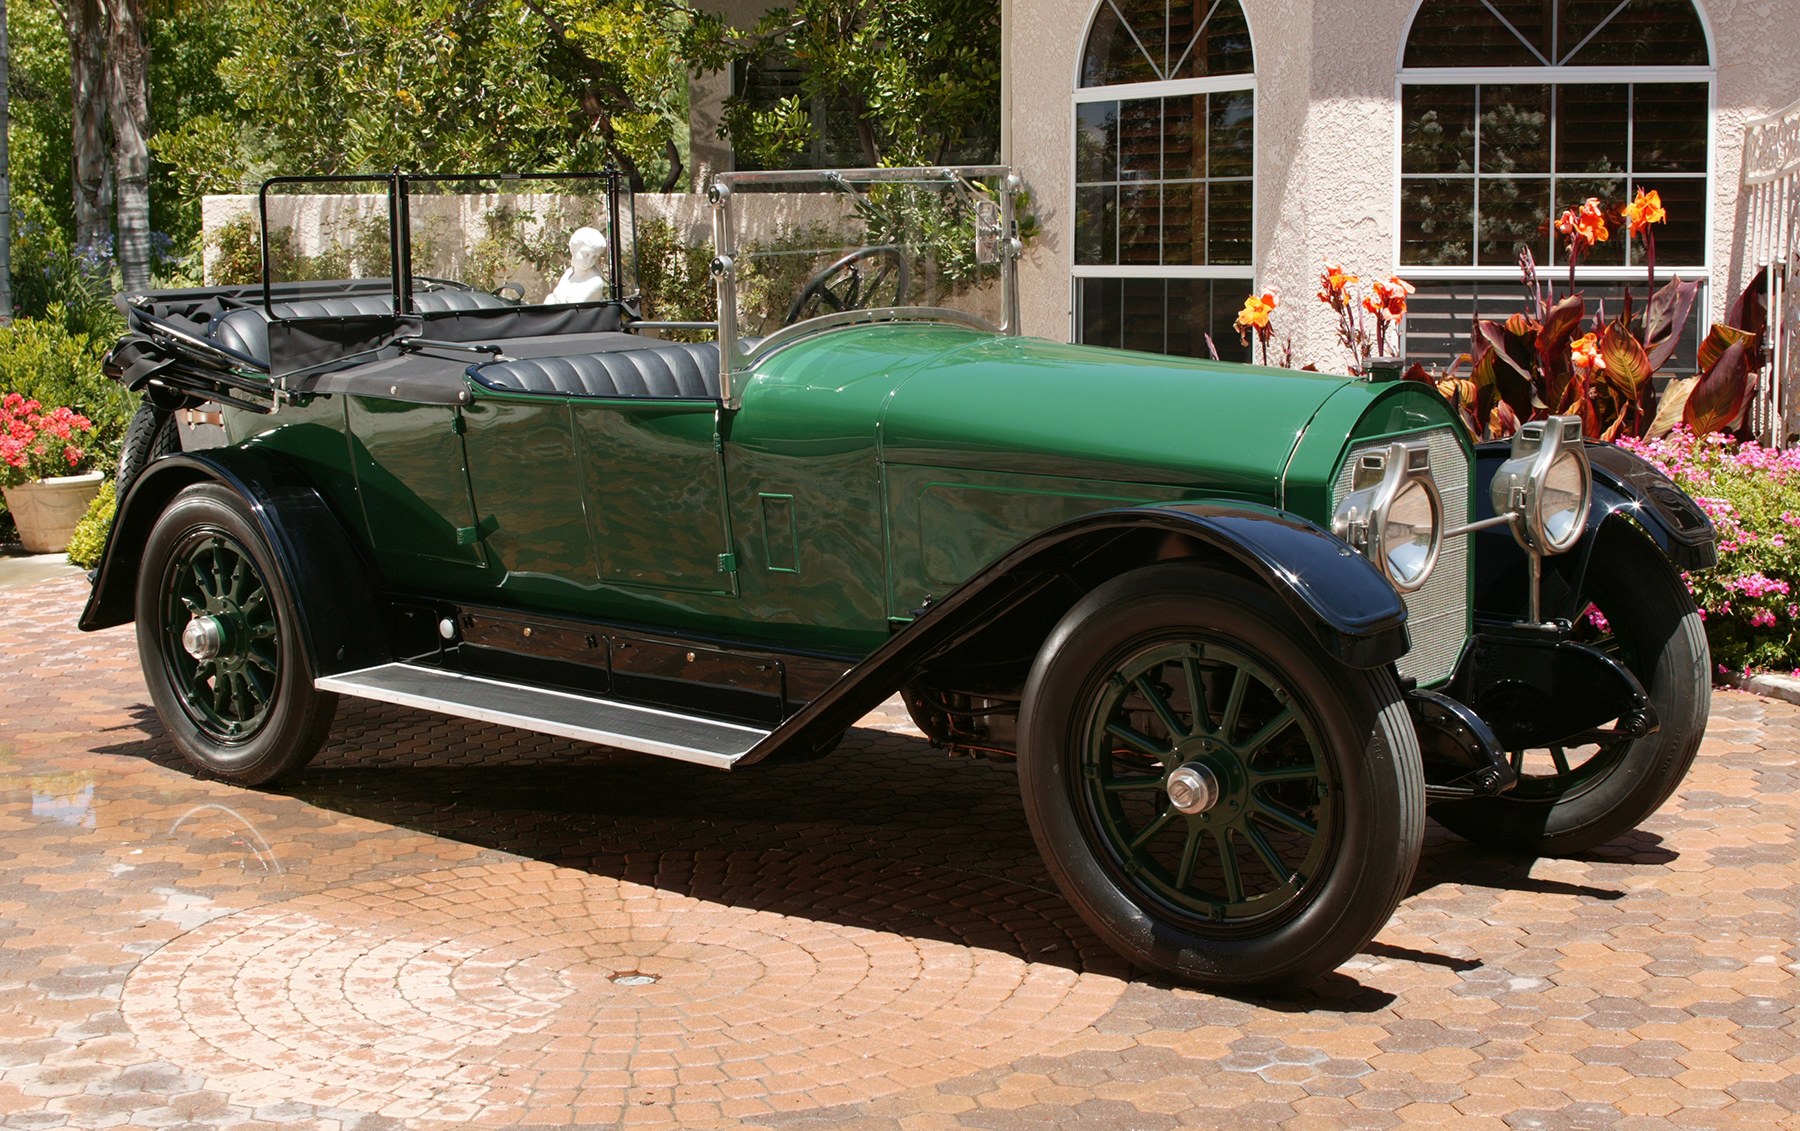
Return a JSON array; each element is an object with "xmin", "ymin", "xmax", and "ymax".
[{"xmin": 1740, "ymin": 98, "xmax": 1800, "ymax": 445}]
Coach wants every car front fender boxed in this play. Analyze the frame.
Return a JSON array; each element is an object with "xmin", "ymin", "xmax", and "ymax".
[
  {"xmin": 738, "ymin": 501, "xmax": 1410, "ymax": 765},
  {"xmin": 1472, "ymin": 441, "xmax": 1717, "ymax": 622},
  {"xmin": 79, "ymin": 450, "xmax": 389, "ymax": 679}
]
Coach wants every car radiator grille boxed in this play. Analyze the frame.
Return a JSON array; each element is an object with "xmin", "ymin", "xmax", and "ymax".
[{"xmin": 1331, "ymin": 427, "xmax": 1471, "ymax": 688}]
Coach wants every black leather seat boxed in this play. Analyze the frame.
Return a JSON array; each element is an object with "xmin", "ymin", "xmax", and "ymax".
[
  {"xmin": 471, "ymin": 342, "xmax": 722, "ymax": 399},
  {"xmin": 411, "ymin": 290, "xmax": 514, "ymax": 314}
]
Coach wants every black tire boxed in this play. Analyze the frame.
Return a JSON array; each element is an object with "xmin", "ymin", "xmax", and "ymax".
[
  {"xmin": 1019, "ymin": 564, "xmax": 1424, "ymax": 991},
  {"xmin": 1431, "ymin": 523, "xmax": 1709, "ymax": 855},
  {"xmin": 116, "ymin": 402, "xmax": 180, "ymax": 498},
  {"xmin": 135, "ymin": 483, "xmax": 336, "ymax": 785}
]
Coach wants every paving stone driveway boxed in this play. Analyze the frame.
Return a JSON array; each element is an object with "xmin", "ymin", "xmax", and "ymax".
[{"xmin": 1, "ymin": 574, "xmax": 1796, "ymax": 1129}]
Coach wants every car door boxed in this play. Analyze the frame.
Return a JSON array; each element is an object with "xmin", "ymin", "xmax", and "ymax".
[{"xmin": 461, "ymin": 389, "xmax": 737, "ymax": 604}]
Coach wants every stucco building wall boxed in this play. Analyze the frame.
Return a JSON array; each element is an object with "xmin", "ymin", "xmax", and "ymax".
[{"xmin": 1005, "ymin": 0, "xmax": 1800, "ymax": 366}]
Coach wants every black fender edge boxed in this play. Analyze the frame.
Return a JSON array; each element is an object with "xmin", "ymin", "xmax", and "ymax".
[
  {"xmin": 1473, "ymin": 441, "xmax": 1717, "ymax": 622},
  {"xmin": 79, "ymin": 450, "xmax": 390, "ymax": 678},
  {"xmin": 739, "ymin": 501, "xmax": 1408, "ymax": 765}
]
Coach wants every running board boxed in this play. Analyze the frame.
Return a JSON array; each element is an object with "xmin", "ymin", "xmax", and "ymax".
[{"xmin": 315, "ymin": 662, "xmax": 770, "ymax": 769}]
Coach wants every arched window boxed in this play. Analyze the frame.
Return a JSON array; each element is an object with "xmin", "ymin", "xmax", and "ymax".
[
  {"xmin": 1398, "ymin": 0, "xmax": 1714, "ymax": 363},
  {"xmin": 1072, "ymin": 1, "xmax": 1255, "ymax": 359}
]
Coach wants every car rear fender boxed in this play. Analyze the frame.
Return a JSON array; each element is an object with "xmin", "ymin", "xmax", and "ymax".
[
  {"xmin": 79, "ymin": 451, "xmax": 389, "ymax": 678},
  {"xmin": 1472, "ymin": 441, "xmax": 1717, "ymax": 622},
  {"xmin": 740, "ymin": 501, "xmax": 1409, "ymax": 764}
]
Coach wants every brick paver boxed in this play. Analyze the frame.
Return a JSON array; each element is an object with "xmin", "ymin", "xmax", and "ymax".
[{"xmin": 1, "ymin": 574, "xmax": 1796, "ymax": 1129}]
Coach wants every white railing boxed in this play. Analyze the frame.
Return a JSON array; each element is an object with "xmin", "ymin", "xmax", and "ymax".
[{"xmin": 1740, "ymin": 98, "xmax": 1800, "ymax": 444}]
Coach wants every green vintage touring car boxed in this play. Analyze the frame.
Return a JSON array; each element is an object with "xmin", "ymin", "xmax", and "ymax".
[{"xmin": 83, "ymin": 166, "xmax": 1715, "ymax": 990}]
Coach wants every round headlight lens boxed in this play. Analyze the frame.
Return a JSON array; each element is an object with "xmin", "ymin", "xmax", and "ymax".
[
  {"xmin": 1538, "ymin": 449, "xmax": 1588, "ymax": 552},
  {"xmin": 1382, "ymin": 478, "xmax": 1440, "ymax": 590}
]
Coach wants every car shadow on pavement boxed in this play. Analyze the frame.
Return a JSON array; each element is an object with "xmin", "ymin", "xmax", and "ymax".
[{"xmin": 93, "ymin": 697, "xmax": 1647, "ymax": 1003}]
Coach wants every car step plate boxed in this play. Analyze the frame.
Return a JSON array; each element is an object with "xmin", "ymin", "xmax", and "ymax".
[{"xmin": 315, "ymin": 662, "xmax": 769, "ymax": 769}]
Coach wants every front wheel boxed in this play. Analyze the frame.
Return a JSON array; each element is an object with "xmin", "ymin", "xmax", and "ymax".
[
  {"xmin": 135, "ymin": 483, "xmax": 336, "ymax": 785},
  {"xmin": 1019, "ymin": 565, "xmax": 1424, "ymax": 991},
  {"xmin": 1431, "ymin": 523, "xmax": 1709, "ymax": 855}
]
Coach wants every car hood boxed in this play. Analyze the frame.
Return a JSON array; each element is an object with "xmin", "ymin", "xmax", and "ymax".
[{"xmin": 873, "ymin": 329, "xmax": 1361, "ymax": 500}]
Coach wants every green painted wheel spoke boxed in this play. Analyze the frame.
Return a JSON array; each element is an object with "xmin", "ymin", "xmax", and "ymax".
[
  {"xmin": 1510, "ymin": 746, "xmax": 1527, "ymax": 773},
  {"xmin": 1219, "ymin": 667, "xmax": 1250, "ymax": 739},
  {"xmin": 1252, "ymin": 797, "xmax": 1318, "ymax": 838},
  {"xmin": 1243, "ymin": 707, "xmax": 1296, "ymax": 757},
  {"xmin": 1127, "ymin": 806, "xmax": 1178, "ymax": 851},
  {"xmin": 1248, "ymin": 763, "xmax": 1319, "ymax": 785},
  {"xmin": 1105, "ymin": 721, "xmax": 1171, "ymax": 758},
  {"xmin": 1214, "ymin": 829, "xmax": 1244, "ymax": 903},
  {"xmin": 1175, "ymin": 824, "xmax": 1204, "ymax": 889},
  {"xmin": 1103, "ymin": 775, "xmax": 1166, "ymax": 794},
  {"xmin": 228, "ymin": 559, "xmax": 249, "ymax": 604},
  {"xmin": 1245, "ymin": 824, "xmax": 1289, "ymax": 881},
  {"xmin": 1549, "ymin": 746, "xmax": 1572, "ymax": 775},
  {"xmin": 1181, "ymin": 658, "xmax": 1208, "ymax": 734},
  {"xmin": 240, "ymin": 666, "xmax": 271, "ymax": 707},
  {"xmin": 1133, "ymin": 675, "xmax": 1188, "ymax": 740}
]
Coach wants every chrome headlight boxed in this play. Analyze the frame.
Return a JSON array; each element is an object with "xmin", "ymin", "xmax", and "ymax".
[
  {"xmin": 1490, "ymin": 415, "xmax": 1591, "ymax": 555},
  {"xmin": 1332, "ymin": 440, "xmax": 1443, "ymax": 592}
]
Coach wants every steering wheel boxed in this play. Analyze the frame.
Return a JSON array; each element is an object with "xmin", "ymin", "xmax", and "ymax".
[
  {"xmin": 782, "ymin": 246, "xmax": 911, "ymax": 326},
  {"xmin": 492, "ymin": 281, "xmax": 527, "ymax": 304}
]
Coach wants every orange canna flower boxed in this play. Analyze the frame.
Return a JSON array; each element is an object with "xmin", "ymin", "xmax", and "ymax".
[
  {"xmin": 1570, "ymin": 331, "xmax": 1606, "ymax": 376},
  {"xmin": 1317, "ymin": 262, "xmax": 1358, "ymax": 306},
  {"xmin": 1555, "ymin": 197, "xmax": 1610, "ymax": 248},
  {"xmin": 1235, "ymin": 287, "xmax": 1279, "ymax": 333},
  {"xmin": 1623, "ymin": 188, "xmax": 1666, "ymax": 237},
  {"xmin": 1368, "ymin": 276, "xmax": 1415, "ymax": 324}
]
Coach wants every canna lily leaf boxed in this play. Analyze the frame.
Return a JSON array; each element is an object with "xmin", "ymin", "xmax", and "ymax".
[
  {"xmin": 1683, "ymin": 338, "xmax": 1752, "ymax": 434},
  {"xmin": 1647, "ymin": 377, "xmax": 1696, "ymax": 439},
  {"xmin": 1536, "ymin": 294, "xmax": 1584, "ymax": 413},
  {"xmin": 1642, "ymin": 276, "xmax": 1700, "ymax": 372},
  {"xmin": 1598, "ymin": 321, "xmax": 1652, "ymax": 397},
  {"xmin": 1697, "ymin": 323, "xmax": 1758, "ymax": 376}
]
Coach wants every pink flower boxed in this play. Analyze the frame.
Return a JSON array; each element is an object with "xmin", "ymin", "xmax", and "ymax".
[{"xmin": 1751, "ymin": 610, "xmax": 1777, "ymax": 628}]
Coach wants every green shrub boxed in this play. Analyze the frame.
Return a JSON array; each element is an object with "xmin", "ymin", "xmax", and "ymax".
[
  {"xmin": 0, "ymin": 313, "xmax": 135, "ymax": 467},
  {"xmin": 65, "ymin": 479, "xmax": 115, "ymax": 569}
]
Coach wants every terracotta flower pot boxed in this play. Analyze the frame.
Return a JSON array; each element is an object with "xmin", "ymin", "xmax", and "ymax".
[{"xmin": 3, "ymin": 471, "xmax": 105, "ymax": 554}]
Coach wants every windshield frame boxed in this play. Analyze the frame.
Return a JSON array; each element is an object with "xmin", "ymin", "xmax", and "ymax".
[{"xmin": 708, "ymin": 165, "xmax": 1023, "ymax": 404}]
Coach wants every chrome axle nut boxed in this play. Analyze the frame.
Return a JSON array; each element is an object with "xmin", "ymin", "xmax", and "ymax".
[
  {"xmin": 181, "ymin": 616, "xmax": 226, "ymax": 661},
  {"xmin": 1166, "ymin": 764, "xmax": 1221, "ymax": 815}
]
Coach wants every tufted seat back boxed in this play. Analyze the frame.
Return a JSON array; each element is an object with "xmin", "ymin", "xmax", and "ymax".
[{"xmin": 471, "ymin": 342, "xmax": 721, "ymax": 399}]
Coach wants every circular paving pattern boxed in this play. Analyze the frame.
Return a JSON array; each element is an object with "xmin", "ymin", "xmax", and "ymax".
[{"xmin": 121, "ymin": 859, "xmax": 1127, "ymax": 1124}]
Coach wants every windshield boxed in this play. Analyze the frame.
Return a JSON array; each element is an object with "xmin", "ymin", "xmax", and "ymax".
[
  {"xmin": 246, "ymin": 171, "xmax": 638, "ymax": 313},
  {"xmin": 709, "ymin": 166, "xmax": 1021, "ymax": 365}
]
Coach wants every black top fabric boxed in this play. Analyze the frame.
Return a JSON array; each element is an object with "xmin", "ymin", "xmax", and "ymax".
[
  {"xmin": 206, "ymin": 290, "xmax": 513, "ymax": 367},
  {"xmin": 471, "ymin": 342, "xmax": 722, "ymax": 399}
]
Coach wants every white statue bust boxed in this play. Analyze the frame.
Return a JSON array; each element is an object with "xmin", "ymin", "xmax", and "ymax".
[{"xmin": 546, "ymin": 226, "xmax": 609, "ymax": 304}]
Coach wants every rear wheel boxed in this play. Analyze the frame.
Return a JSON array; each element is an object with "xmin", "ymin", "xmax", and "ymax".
[
  {"xmin": 1019, "ymin": 565, "xmax": 1424, "ymax": 991},
  {"xmin": 1431, "ymin": 523, "xmax": 1708, "ymax": 855},
  {"xmin": 136, "ymin": 483, "xmax": 336, "ymax": 785}
]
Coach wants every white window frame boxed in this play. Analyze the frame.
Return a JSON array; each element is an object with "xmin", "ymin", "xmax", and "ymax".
[
  {"xmin": 1393, "ymin": 2, "xmax": 1717, "ymax": 285},
  {"xmin": 1069, "ymin": 2, "xmax": 1259, "ymax": 345}
]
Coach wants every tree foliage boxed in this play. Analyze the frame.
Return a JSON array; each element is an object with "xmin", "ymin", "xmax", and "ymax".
[{"xmin": 696, "ymin": 0, "xmax": 1001, "ymax": 169}]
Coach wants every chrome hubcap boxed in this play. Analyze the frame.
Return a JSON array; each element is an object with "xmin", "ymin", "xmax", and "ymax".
[
  {"xmin": 1166, "ymin": 764, "xmax": 1222, "ymax": 815},
  {"xmin": 181, "ymin": 615, "xmax": 227, "ymax": 661}
]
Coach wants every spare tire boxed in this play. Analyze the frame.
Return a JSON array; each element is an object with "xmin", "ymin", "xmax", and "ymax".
[{"xmin": 116, "ymin": 402, "xmax": 180, "ymax": 498}]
